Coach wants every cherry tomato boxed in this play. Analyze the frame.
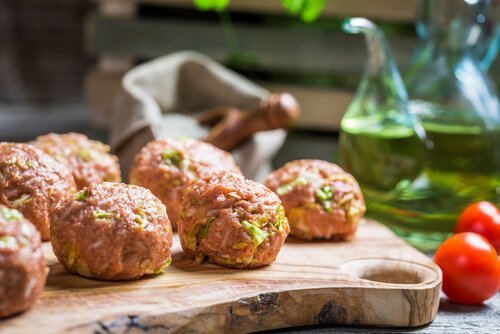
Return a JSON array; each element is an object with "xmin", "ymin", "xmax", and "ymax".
[
  {"xmin": 434, "ymin": 232, "xmax": 500, "ymax": 304},
  {"xmin": 456, "ymin": 201, "xmax": 500, "ymax": 253}
]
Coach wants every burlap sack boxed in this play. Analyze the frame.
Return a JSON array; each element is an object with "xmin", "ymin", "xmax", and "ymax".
[{"xmin": 110, "ymin": 51, "xmax": 286, "ymax": 181}]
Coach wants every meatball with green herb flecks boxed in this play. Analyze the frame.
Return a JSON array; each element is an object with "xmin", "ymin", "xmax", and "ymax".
[
  {"xmin": 129, "ymin": 138, "xmax": 241, "ymax": 229},
  {"xmin": 50, "ymin": 182, "xmax": 172, "ymax": 281},
  {"xmin": 178, "ymin": 171, "xmax": 289, "ymax": 269},
  {"xmin": 264, "ymin": 159, "xmax": 365, "ymax": 240},
  {"xmin": 0, "ymin": 143, "xmax": 77, "ymax": 240},
  {"xmin": 32, "ymin": 133, "xmax": 121, "ymax": 190},
  {"xmin": 0, "ymin": 205, "xmax": 46, "ymax": 318}
]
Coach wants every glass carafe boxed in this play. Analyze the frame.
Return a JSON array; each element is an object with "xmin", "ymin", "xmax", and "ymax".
[
  {"xmin": 338, "ymin": 18, "xmax": 427, "ymax": 237},
  {"xmin": 339, "ymin": 0, "xmax": 500, "ymax": 251},
  {"xmin": 399, "ymin": 0, "xmax": 500, "ymax": 249}
]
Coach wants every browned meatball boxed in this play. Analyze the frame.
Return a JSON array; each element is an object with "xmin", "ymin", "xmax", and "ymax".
[
  {"xmin": 0, "ymin": 206, "xmax": 46, "ymax": 318},
  {"xmin": 51, "ymin": 182, "xmax": 172, "ymax": 281},
  {"xmin": 129, "ymin": 138, "xmax": 241, "ymax": 228},
  {"xmin": 178, "ymin": 171, "xmax": 289, "ymax": 269},
  {"xmin": 264, "ymin": 159, "xmax": 365, "ymax": 240},
  {"xmin": 0, "ymin": 143, "xmax": 77, "ymax": 240},
  {"xmin": 32, "ymin": 132, "xmax": 121, "ymax": 190}
]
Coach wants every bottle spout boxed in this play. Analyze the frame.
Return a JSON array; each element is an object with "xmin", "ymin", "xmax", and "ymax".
[
  {"xmin": 479, "ymin": 26, "xmax": 498, "ymax": 71},
  {"xmin": 343, "ymin": 17, "xmax": 409, "ymax": 103},
  {"xmin": 342, "ymin": 17, "xmax": 378, "ymax": 35}
]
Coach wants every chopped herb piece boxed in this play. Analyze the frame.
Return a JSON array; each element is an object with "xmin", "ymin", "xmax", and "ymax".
[
  {"xmin": 228, "ymin": 192, "xmax": 241, "ymax": 199},
  {"xmin": 15, "ymin": 159, "xmax": 32, "ymax": 170},
  {"xmin": 67, "ymin": 245, "xmax": 78, "ymax": 268},
  {"xmin": 276, "ymin": 176, "xmax": 308, "ymax": 196},
  {"xmin": 161, "ymin": 148, "xmax": 183, "ymax": 167},
  {"xmin": 316, "ymin": 185, "xmax": 333, "ymax": 201},
  {"xmin": 94, "ymin": 210, "xmax": 115, "ymax": 220},
  {"xmin": 75, "ymin": 189, "xmax": 90, "ymax": 202},
  {"xmin": 11, "ymin": 194, "xmax": 32, "ymax": 208},
  {"xmin": 195, "ymin": 252, "xmax": 206, "ymax": 263},
  {"xmin": 153, "ymin": 257, "xmax": 172, "ymax": 274},
  {"xmin": 199, "ymin": 216, "xmax": 216, "ymax": 238},
  {"xmin": 75, "ymin": 261, "xmax": 93, "ymax": 278},
  {"xmin": 133, "ymin": 204, "xmax": 148, "ymax": 230},
  {"xmin": 0, "ymin": 207, "xmax": 22, "ymax": 221},
  {"xmin": 274, "ymin": 204, "xmax": 288, "ymax": 231},
  {"xmin": 77, "ymin": 149, "xmax": 92, "ymax": 162},
  {"xmin": 0, "ymin": 236, "xmax": 17, "ymax": 248},
  {"xmin": 323, "ymin": 200, "xmax": 333, "ymax": 213},
  {"xmin": 241, "ymin": 220, "xmax": 268, "ymax": 247},
  {"xmin": 233, "ymin": 242, "xmax": 248, "ymax": 250},
  {"xmin": 316, "ymin": 185, "xmax": 334, "ymax": 213},
  {"xmin": 134, "ymin": 215, "xmax": 145, "ymax": 229},
  {"xmin": 6, "ymin": 158, "xmax": 17, "ymax": 165},
  {"xmin": 184, "ymin": 229, "xmax": 198, "ymax": 251}
]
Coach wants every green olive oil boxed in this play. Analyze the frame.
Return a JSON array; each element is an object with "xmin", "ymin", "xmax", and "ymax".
[{"xmin": 340, "ymin": 117, "xmax": 500, "ymax": 251}]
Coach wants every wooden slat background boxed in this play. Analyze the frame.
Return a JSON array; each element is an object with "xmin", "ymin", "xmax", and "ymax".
[
  {"xmin": 1, "ymin": 0, "xmax": 498, "ymax": 131},
  {"xmin": 88, "ymin": 17, "xmax": 418, "ymax": 75},
  {"xmin": 108, "ymin": 0, "xmax": 418, "ymax": 22},
  {"xmin": 84, "ymin": 0, "xmax": 424, "ymax": 129}
]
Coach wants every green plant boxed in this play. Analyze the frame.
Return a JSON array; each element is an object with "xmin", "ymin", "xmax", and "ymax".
[{"xmin": 193, "ymin": 0, "xmax": 326, "ymax": 22}]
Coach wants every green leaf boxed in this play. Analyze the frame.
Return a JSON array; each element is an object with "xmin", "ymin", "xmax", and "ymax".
[
  {"xmin": 282, "ymin": 0, "xmax": 305, "ymax": 14},
  {"xmin": 301, "ymin": 0, "xmax": 325, "ymax": 22},
  {"xmin": 241, "ymin": 220, "xmax": 268, "ymax": 247},
  {"xmin": 282, "ymin": 0, "xmax": 325, "ymax": 22},
  {"xmin": 193, "ymin": 0, "xmax": 230, "ymax": 12}
]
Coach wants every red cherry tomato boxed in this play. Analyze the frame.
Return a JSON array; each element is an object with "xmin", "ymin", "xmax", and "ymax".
[
  {"xmin": 434, "ymin": 232, "xmax": 500, "ymax": 304},
  {"xmin": 456, "ymin": 201, "xmax": 500, "ymax": 253}
]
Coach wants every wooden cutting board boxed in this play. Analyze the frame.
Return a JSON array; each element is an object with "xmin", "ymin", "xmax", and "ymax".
[{"xmin": 1, "ymin": 220, "xmax": 441, "ymax": 333}]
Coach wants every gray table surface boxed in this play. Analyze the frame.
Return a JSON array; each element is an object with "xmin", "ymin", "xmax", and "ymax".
[{"xmin": 1, "ymin": 105, "xmax": 498, "ymax": 333}]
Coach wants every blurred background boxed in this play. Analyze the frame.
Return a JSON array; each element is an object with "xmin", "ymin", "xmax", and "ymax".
[{"xmin": 0, "ymin": 0, "xmax": 498, "ymax": 165}]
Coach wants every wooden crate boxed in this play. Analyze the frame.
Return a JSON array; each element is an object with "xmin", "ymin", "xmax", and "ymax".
[{"xmin": 86, "ymin": 0, "xmax": 420, "ymax": 129}]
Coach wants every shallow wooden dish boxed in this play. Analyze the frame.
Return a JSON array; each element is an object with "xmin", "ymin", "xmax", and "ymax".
[{"xmin": 0, "ymin": 220, "xmax": 441, "ymax": 333}]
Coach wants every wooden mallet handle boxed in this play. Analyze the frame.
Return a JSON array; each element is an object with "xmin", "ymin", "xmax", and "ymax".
[{"xmin": 201, "ymin": 92, "xmax": 300, "ymax": 151}]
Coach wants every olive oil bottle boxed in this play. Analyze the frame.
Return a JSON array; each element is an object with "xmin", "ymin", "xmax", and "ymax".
[{"xmin": 340, "ymin": 16, "xmax": 500, "ymax": 251}]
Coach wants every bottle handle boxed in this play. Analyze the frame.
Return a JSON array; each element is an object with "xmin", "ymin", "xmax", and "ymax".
[{"xmin": 479, "ymin": 25, "xmax": 499, "ymax": 71}]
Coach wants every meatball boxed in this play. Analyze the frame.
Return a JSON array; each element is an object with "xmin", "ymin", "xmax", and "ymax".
[
  {"xmin": 32, "ymin": 132, "xmax": 121, "ymax": 190},
  {"xmin": 178, "ymin": 171, "xmax": 289, "ymax": 269},
  {"xmin": 264, "ymin": 159, "xmax": 365, "ymax": 240},
  {"xmin": 0, "ymin": 143, "xmax": 77, "ymax": 240},
  {"xmin": 0, "ymin": 206, "xmax": 46, "ymax": 318},
  {"xmin": 51, "ymin": 182, "xmax": 172, "ymax": 281},
  {"xmin": 129, "ymin": 138, "xmax": 241, "ymax": 228}
]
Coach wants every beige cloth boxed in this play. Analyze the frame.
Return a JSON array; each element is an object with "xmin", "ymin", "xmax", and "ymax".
[{"xmin": 110, "ymin": 51, "xmax": 286, "ymax": 181}]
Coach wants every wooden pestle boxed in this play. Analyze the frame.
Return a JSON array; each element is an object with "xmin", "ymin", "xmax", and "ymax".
[{"xmin": 199, "ymin": 92, "xmax": 300, "ymax": 151}]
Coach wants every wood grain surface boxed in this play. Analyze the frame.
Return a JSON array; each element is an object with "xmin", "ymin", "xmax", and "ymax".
[{"xmin": 0, "ymin": 220, "xmax": 442, "ymax": 333}]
